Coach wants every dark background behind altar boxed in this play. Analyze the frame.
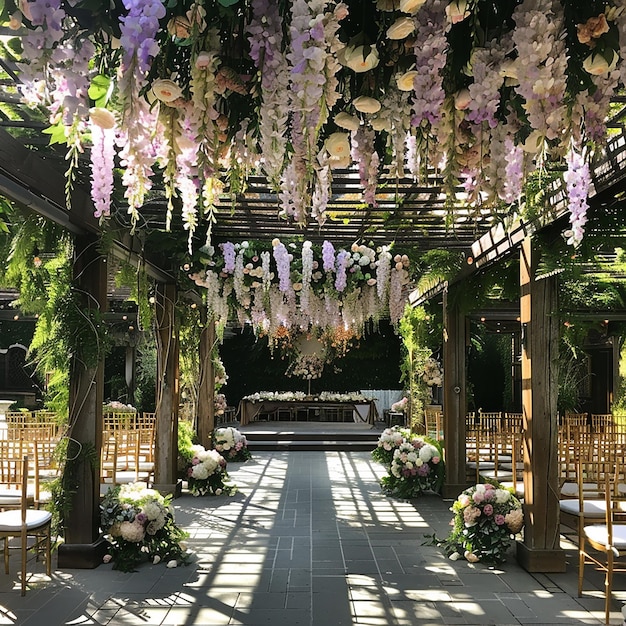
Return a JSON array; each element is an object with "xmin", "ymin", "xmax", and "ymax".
[{"xmin": 220, "ymin": 321, "xmax": 403, "ymax": 406}]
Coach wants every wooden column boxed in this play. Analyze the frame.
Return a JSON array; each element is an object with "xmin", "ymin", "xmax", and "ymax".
[
  {"xmin": 442, "ymin": 288, "xmax": 471, "ymax": 498},
  {"xmin": 57, "ymin": 234, "xmax": 108, "ymax": 568},
  {"xmin": 517, "ymin": 238, "xmax": 566, "ymax": 572},
  {"xmin": 152, "ymin": 282, "xmax": 180, "ymax": 496},
  {"xmin": 197, "ymin": 312, "xmax": 216, "ymax": 448}
]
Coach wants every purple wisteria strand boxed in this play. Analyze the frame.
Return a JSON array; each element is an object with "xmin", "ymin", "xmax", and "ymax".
[
  {"xmin": 90, "ymin": 122, "xmax": 116, "ymax": 219},
  {"xmin": 511, "ymin": 0, "xmax": 568, "ymax": 149},
  {"xmin": 466, "ymin": 46, "xmax": 507, "ymax": 130},
  {"xmin": 286, "ymin": 0, "xmax": 348, "ymax": 221},
  {"xmin": 117, "ymin": 0, "xmax": 166, "ymax": 228},
  {"xmin": 410, "ymin": 0, "xmax": 449, "ymax": 129},
  {"xmin": 322, "ymin": 240, "xmax": 336, "ymax": 273},
  {"xmin": 247, "ymin": 0, "xmax": 290, "ymax": 189},
  {"xmin": 335, "ymin": 250, "xmax": 350, "ymax": 292},
  {"xmin": 272, "ymin": 240, "xmax": 292, "ymax": 292},
  {"xmin": 563, "ymin": 146, "xmax": 591, "ymax": 247},
  {"xmin": 351, "ymin": 127, "xmax": 379, "ymax": 206},
  {"xmin": 502, "ymin": 136, "xmax": 524, "ymax": 204},
  {"xmin": 382, "ymin": 87, "xmax": 413, "ymax": 178},
  {"xmin": 577, "ymin": 69, "xmax": 621, "ymax": 146},
  {"xmin": 221, "ymin": 242, "xmax": 236, "ymax": 274}
]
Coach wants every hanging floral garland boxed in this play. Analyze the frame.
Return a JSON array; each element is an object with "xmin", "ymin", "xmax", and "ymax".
[
  {"xmin": 188, "ymin": 239, "xmax": 412, "ymax": 338},
  {"xmin": 6, "ymin": 0, "xmax": 626, "ymax": 249}
]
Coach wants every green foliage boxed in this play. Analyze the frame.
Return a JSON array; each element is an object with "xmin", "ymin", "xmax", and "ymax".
[
  {"xmin": 114, "ymin": 261, "xmax": 155, "ymax": 332},
  {"xmin": 398, "ymin": 306, "xmax": 435, "ymax": 431}
]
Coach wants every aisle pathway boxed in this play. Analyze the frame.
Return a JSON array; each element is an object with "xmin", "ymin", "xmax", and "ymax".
[{"xmin": 2, "ymin": 450, "xmax": 624, "ymax": 625}]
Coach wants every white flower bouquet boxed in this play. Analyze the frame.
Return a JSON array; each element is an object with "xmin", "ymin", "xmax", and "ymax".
[
  {"xmin": 422, "ymin": 357, "xmax": 443, "ymax": 387},
  {"xmin": 100, "ymin": 482, "xmax": 189, "ymax": 572},
  {"xmin": 213, "ymin": 426, "xmax": 251, "ymax": 462},
  {"xmin": 380, "ymin": 436, "xmax": 445, "ymax": 498},
  {"xmin": 371, "ymin": 426, "xmax": 409, "ymax": 466},
  {"xmin": 184, "ymin": 445, "xmax": 232, "ymax": 496}
]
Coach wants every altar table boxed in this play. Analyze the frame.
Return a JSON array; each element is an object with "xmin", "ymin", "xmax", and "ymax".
[{"xmin": 237, "ymin": 399, "xmax": 378, "ymax": 426}]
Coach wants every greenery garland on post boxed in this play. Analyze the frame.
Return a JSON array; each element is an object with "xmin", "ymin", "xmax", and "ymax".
[{"xmin": 398, "ymin": 305, "xmax": 435, "ymax": 434}]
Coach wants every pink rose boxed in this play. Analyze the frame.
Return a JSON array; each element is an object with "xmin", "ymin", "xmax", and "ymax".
[
  {"xmin": 495, "ymin": 514, "xmax": 505, "ymax": 526},
  {"xmin": 473, "ymin": 491, "xmax": 484, "ymax": 503},
  {"xmin": 483, "ymin": 504, "xmax": 494, "ymax": 516}
]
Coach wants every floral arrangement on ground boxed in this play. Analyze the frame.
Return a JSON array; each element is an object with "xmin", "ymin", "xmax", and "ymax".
[
  {"xmin": 434, "ymin": 482, "xmax": 525, "ymax": 565},
  {"xmin": 373, "ymin": 427, "xmax": 445, "ymax": 498},
  {"xmin": 213, "ymin": 426, "xmax": 252, "ymax": 462},
  {"xmin": 181, "ymin": 444, "xmax": 235, "ymax": 496},
  {"xmin": 100, "ymin": 482, "xmax": 189, "ymax": 573}
]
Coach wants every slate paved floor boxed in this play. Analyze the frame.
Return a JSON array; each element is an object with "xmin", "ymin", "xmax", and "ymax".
[{"xmin": 0, "ymin": 450, "xmax": 624, "ymax": 625}]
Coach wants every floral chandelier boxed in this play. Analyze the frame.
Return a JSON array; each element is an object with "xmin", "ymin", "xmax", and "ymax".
[
  {"xmin": 5, "ymin": 0, "xmax": 626, "ymax": 251},
  {"xmin": 187, "ymin": 239, "xmax": 411, "ymax": 335}
]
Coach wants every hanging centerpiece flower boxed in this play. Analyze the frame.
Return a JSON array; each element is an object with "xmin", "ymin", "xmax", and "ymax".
[{"xmin": 189, "ymin": 239, "xmax": 412, "ymax": 339}]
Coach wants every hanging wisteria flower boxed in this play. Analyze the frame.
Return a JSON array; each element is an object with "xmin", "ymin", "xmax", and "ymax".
[{"xmin": 563, "ymin": 145, "xmax": 591, "ymax": 247}]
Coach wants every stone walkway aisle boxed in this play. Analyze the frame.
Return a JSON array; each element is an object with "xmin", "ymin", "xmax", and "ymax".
[{"xmin": 1, "ymin": 451, "xmax": 622, "ymax": 625}]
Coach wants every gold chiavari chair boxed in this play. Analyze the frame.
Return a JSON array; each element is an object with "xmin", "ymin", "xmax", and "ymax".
[
  {"xmin": 578, "ymin": 472, "xmax": 626, "ymax": 624},
  {"xmin": 0, "ymin": 440, "xmax": 36, "ymax": 509},
  {"xmin": 0, "ymin": 456, "xmax": 52, "ymax": 595},
  {"xmin": 591, "ymin": 413, "xmax": 614, "ymax": 434},
  {"xmin": 424, "ymin": 409, "xmax": 443, "ymax": 440},
  {"xmin": 503, "ymin": 412, "xmax": 523, "ymax": 433}
]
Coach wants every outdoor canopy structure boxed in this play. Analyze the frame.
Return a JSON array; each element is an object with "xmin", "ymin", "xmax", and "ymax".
[{"xmin": 0, "ymin": 0, "xmax": 625, "ymax": 572}]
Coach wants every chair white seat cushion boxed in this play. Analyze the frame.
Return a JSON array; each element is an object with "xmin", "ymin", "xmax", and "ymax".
[
  {"xmin": 584, "ymin": 524, "xmax": 626, "ymax": 551},
  {"xmin": 560, "ymin": 482, "xmax": 601, "ymax": 497},
  {"xmin": 0, "ymin": 509, "xmax": 52, "ymax": 532},
  {"xmin": 560, "ymin": 499, "xmax": 607, "ymax": 518}
]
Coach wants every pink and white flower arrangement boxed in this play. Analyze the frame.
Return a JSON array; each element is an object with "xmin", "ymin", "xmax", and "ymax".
[
  {"xmin": 184, "ymin": 445, "xmax": 231, "ymax": 496},
  {"xmin": 373, "ymin": 428, "xmax": 445, "ymax": 497},
  {"xmin": 213, "ymin": 426, "xmax": 252, "ymax": 462},
  {"xmin": 100, "ymin": 482, "xmax": 189, "ymax": 572},
  {"xmin": 437, "ymin": 482, "xmax": 524, "ymax": 564}
]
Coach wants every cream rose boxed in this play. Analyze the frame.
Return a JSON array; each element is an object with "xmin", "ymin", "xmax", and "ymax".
[
  {"xmin": 151, "ymin": 79, "xmax": 183, "ymax": 103},
  {"xmin": 370, "ymin": 116, "xmax": 391, "ymax": 131},
  {"xmin": 334, "ymin": 112, "xmax": 360, "ymax": 131},
  {"xmin": 89, "ymin": 107, "xmax": 116, "ymax": 130},
  {"xmin": 521, "ymin": 130, "xmax": 545, "ymax": 154},
  {"xmin": 454, "ymin": 89, "xmax": 471, "ymax": 111},
  {"xmin": 386, "ymin": 16, "xmax": 415, "ymax": 39},
  {"xmin": 399, "ymin": 0, "xmax": 426, "ymax": 14},
  {"xmin": 353, "ymin": 96, "xmax": 381, "ymax": 114},
  {"xmin": 343, "ymin": 45, "xmax": 379, "ymax": 73},
  {"xmin": 446, "ymin": 0, "xmax": 470, "ymax": 24},
  {"xmin": 396, "ymin": 70, "xmax": 418, "ymax": 91},
  {"xmin": 582, "ymin": 50, "xmax": 618, "ymax": 75},
  {"xmin": 325, "ymin": 132, "xmax": 351, "ymax": 158}
]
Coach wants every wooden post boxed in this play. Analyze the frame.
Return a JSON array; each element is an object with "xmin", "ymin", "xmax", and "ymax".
[
  {"xmin": 517, "ymin": 238, "xmax": 566, "ymax": 572},
  {"xmin": 152, "ymin": 282, "xmax": 180, "ymax": 496},
  {"xmin": 57, "ymin": 234, "xmax": 108, "ymax": 568},
  {"xmin": 197, "ymin": 311, "xmax": 216, "ymax": 448},
  {"xmin": 442, "ymin": 288, "xmax": 471, "ymax": 498}
]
